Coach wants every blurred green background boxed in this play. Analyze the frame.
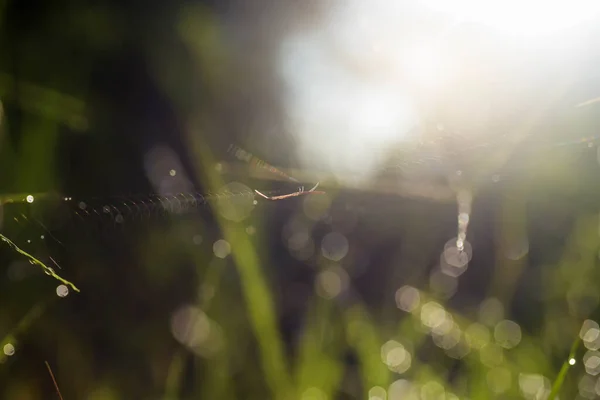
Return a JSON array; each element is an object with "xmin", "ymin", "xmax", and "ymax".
[{"xmin": 2, "ymin": 0, "xmax": 600, "ymax": 399}]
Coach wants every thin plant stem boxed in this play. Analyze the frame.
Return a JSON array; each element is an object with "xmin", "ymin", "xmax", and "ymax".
[
  {"xmin": 45, "ymin": 361, "xmax": 64, "ymax": 400},
  {"xmin": 548, "ymin": 337, "xmax": 580, "ymax": 399},
  {"xmin": 0, "ymin": 233, "xmax": 79, "ymax": 292}
]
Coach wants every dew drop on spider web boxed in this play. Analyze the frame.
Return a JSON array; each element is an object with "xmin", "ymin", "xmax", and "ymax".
[
  {"xmin": 441, "ymin": 238, "xmax": 472, "ymax": 277},
  {"xmin": 3, "ymin": 343, "xmax": 15, "ymax": 356},
  {"xmin": 458, "ymin": 212, "xmax": 469, "ymax": 227},
  {"xmin": 56, "ymin": 284, "xmax": 69, "ymax": 298}
]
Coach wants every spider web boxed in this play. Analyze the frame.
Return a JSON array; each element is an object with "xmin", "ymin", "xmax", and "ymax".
[{"xmin": 0, "ymin": 129, "xmax": 597, "ymax": 252}]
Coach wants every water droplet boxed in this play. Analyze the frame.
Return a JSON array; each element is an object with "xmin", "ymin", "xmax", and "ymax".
[
  {"xmin": 458, "ymin": 212, "xmax": 469, "ymax": 227},
  {"xmin": 169, "ymin": 169, "xmax": 177, "ymax": 176},
  {"xmin": 3, "ymin": 344, "xmax": 15, "ymax": 356},
  {"xmin": 56, "ymin": 284, "xmax": 69, "ymax": 298},
  {"xmin": 456, "ymin": 238, "xmax": 464, "ymax": 251},
  {"xmin": 441, "ymin": 238, "xmax": 472, "ymax": 277},
  {"xmin": 26, "ymin": 195, "xmax": 34, "ymax": 203}
]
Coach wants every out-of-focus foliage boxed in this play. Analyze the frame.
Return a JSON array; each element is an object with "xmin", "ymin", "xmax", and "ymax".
[{"xmin": 1, "ymin": 1, "xmax": 600, "ymax": 399}]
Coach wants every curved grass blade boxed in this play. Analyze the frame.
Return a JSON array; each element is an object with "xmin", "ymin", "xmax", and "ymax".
[{"xmin": 0, "ymin": 233, "xmax": 79, "ymax": 292}]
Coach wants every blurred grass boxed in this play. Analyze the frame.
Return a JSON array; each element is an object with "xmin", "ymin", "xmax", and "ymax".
[{"xmin": 0, "ymin": 2, "xmax": 599, "ymax": 400}]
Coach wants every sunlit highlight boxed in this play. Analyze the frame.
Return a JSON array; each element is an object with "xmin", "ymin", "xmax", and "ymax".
[
  {"xmin": 278, "ymin": 26, "xmax": 417, "ymax": 182},
  {"xmin": 420, "ymin": 0, "xmax": 600, "ymax": 36}
]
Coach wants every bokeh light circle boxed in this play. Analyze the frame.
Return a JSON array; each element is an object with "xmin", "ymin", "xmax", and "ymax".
[
  {"xmin": 380, "ymin": 340, "xmax": 412, "ymax": 374},
  {"xmin": 216, "ymin": 181, "xmax": 255, "ymax": 222},
  {"xmin": 494, "ymin": 320, "xmax": 522, "ymax": 349},
  {"xmin": 213, "ymin": 240, "xmax": 231, "ymax": 259},
  {"xmin": 441, "ymin": 238, "xmax": 472, "ymax": 277},
  {"xmin": 395, "ymin": 286, "xmax": 421, "ymax": 313},
  {"xmin": 321, "ymin": 232, "xmax": 349, "ymax": 262}
]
